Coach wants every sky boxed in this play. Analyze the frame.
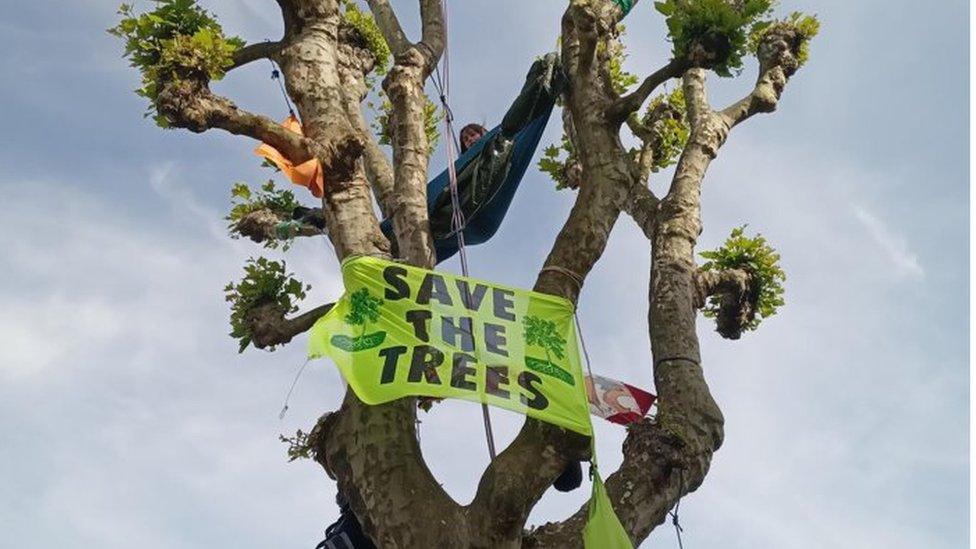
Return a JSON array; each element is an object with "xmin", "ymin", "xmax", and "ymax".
[{"xmin": 0, "ymin": 0, "xmax": 968, "ymax": 548}]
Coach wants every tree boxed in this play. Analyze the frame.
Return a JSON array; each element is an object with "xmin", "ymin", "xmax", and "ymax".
[{"xmin": 112, "ymin": 0, "xmax": 816, "ymax": 546}]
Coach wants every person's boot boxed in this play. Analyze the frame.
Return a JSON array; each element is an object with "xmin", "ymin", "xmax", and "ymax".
[{"xmin": 553, "ymin": 460, "xmax": 583, "ymax": 492}]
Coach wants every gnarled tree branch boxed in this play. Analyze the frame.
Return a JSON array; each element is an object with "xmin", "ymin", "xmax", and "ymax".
[
  {"xmin": 417, "ymin": 0, "xmax": 445, "ymax": 73},
  {"xmin": 234, "ymin": 208, "xmax": 323, "ymax": 244},
  {"xmin": 376, "ymin": 0, "xmax": 447, "ymax": 266},
  {"xmin": 720, "ymin": 23, "xmax": 805, "ymax": 128},
  {"xmin": 608, "ymin": 59, "xmax": 687, "ymax": 124},
  {"xmin": 247, "ymin": 302, "xmax": 335, "ymax": 349},
  {"xmin": 694, "ymin": 267, "xmax": 756, "ymax": 340},
  {"xmin": 155, "ymin": 78, "xmax": 363, "ymax": 185},
  {"xmin": 622, "ymin": 183, "xmax": 659, "ymax": 239}
]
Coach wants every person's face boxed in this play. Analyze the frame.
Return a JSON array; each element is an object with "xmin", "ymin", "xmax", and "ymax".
[{"xmin": 461, "ymin": 126, "xmax": 486, "ymax": 150}]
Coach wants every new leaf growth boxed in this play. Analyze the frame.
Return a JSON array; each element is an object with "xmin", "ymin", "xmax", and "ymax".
[
  {"xmin": 700, "ymin": 226, "xmax": 786, "ymax": 332},
  {"xmin": 225, "ymin": 257, "xmax": 310, "ymax": 352},
  {"xmin": 108, "ymin": 0, "xmax": 244, "ymax": 125}
]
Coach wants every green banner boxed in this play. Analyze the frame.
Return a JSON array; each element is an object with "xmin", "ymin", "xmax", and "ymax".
[
  {"xmin": 308, "ymin": 256, "xmax": 592, "ymax": 436},
  {"xmin": 584, "ymin": 469, "xmax": 633, "ymax": 548}
]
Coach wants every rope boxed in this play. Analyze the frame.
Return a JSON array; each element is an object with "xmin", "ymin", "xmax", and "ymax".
[
  {"xmin": 539, "ymin": 265, "xmax": 584, "ymax": 292},
  {"xmin": 266, "ymin": 48, "xmax": 295, "ymax": 117},
  {"xmin": 573, "ymin": 311, "xmax": 595, "ymax": 383},
  {"xmin": 668, "ymin": 468, "xmax": 687, "ymax": 549},
  {"xmin": 279, "ymin": 357, "xmax": 311, "ymax": 419},
  {"xmin": 431, "ymin": 0, "xmax": 497, "ymax": 462}
]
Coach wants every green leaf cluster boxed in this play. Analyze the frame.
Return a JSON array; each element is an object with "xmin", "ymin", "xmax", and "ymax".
[
  {"xmin": 643, "ymin": 87, "xmax": 690, "ymax": 173},
  {"xmin": 109, "ymin": 0, "xmax": 244, "ymax": 123},
  {"xmin": 523, "ymin": 316, "xmax": 566, "ymax": 360},
  {"xmin": 537, "ymin": 134, "xmax": 578, "ymax": 190},
  {"xmin": 341, "ymin": 0, "xmax": 391, "ymax": 76},
  {"xmin": 226, "ymin": 181, "xmax": 302, "ymax": 250},
  {"xmin": 748, "ymin": 12, "xmax": 820, "ymax": 67},
  {"xmin": 225, "ymin": 257, "xmax": 310, "ymax": 352},
  {"xmin": 654, "ymin": 0, "xmax": 775, "ymax": 76},
  {"xmin": 600, "ymin": 25, "xmax": 640, "ymax": 94},
  {"xmin": 700, "ymin": 226, "xmax": 785, "ymax": 331},
  {"xmin": 279, "ymin": 430, "xmax": 314, "ymax": 462}
]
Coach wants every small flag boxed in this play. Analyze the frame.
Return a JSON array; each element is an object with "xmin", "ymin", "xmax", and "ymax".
[{"xmin": 585, "ymin": 374, "xmax": 655, "ymax": 425}]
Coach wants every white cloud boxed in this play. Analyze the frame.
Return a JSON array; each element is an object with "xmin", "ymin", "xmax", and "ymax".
[
  {"xmin": 0, "ymin": 171, "xmax": 346, "ymax": 548},
  {"xmin": 852, "ymin": 205, "xmax": 925, "ymax": 280},
  {"xmin": 0, "ymin": 295, "xmax": 123, "ymax": 380}
]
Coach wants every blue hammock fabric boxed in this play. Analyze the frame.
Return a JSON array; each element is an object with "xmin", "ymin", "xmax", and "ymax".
[{"xmin": 380, "ymin": 101, "xmax": 555, "ymax": 263}]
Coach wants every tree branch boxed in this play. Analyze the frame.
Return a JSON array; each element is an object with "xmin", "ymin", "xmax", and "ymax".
[
  {"xmin": 383, "ymin": 50, "xmax": 438, "ymax": 266},
  {"xmin": 527, "ymin": 94, "xmax": 727, "ymax": 549},
  {"xmin": 157, "ymin": 79, "xmax": 309, "ymax": 159},
  {"xmin": 719, "ymin": 65, "xmax": 787, "ymax": 127},
  {"xmin": 156, "ymin": 78, "xmax": 363, "ymax": 186},
  {"xmin": 720, "ymin": 22, "xmax": 807, "ymax": 128},
  {"xmin": 366, "ymin": 0, "xmax": 411, "ymax": 56},
  {"xmin": 567, "ymin": 0, "xmax": 599, "ymax": 74},
  {"xmin": 417, "ymin": 0, "xmax": 445, "ymax": 73},
  {"xmin": 682, "ymin": 68, "xmax": 710, "ymax": 129},
  {"xmin": 621, "ymin": 182, "xmax": 659, "ymax": 239},
  {"xmin": 247, "ymin": 302, "xmax": 334, "ymax": 349},
  {"xmin": 608, "ymin": 59, "xmax": 687, "ymax": 124},
  {"xmin": 694, "ymin": 267, "xmax": 757, "ymax": 340},
  {"xmin": 229, "ymin": 40, "xmax": 283, "ymax": 71},
  {"xmin": 233, "ymin": 208, "xmax": 323, "ymax": 244},
  {"xmin": 336, "ymin": 25, "xmax": 396, "ymax": 217},
  {"xmin": 469, "ymin": 13, "xmax": 644, "ymax": 536}
]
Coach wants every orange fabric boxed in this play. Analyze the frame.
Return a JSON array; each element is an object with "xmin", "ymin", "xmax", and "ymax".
[{"xmin": 254, "ymin": 115, "xmax": 324, "ymax": 198}]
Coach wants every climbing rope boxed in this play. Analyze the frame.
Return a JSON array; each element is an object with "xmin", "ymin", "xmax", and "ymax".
[
  {"xmin": 669, "ymin": 468, "xmax": 686, "ymax": 549},
  {"xmin": 573, "ymin": 311, "xmax": 595, "ymax": 383},
  {"xmin": 429, "ymin": 0, "xmax": 498, "ymax": 461},
  {"xmin": 266, "ymin": 49, "xmax": 295, "ymax": 117}
]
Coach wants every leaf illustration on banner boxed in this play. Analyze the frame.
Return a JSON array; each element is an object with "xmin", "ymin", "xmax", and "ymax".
[
  {"xmin": 331, "ymin": 288, "xmax": 387, "ymax": 352},
  {"xmin": 523, "ymin": 315, "xmax": 574, "ymax": 385}
]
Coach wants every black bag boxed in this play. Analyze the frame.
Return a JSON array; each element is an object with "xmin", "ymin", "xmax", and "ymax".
[{"xmin": 315, "ymin": 493, "xmax": 376, "ymax": 549}]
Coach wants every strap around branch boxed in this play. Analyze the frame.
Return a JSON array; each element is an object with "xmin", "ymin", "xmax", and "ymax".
[{"xmin": 539, "ymin": 265, "xmax": 585, "ymax": 291}]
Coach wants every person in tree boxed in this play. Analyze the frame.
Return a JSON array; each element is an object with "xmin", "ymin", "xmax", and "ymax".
[
  {"xmin": 291, "ymin": 53, "xmax": 565, "ymax": 264},
  {"xmin": 393, "ymin": 52, "xmax": 564, "ymax": 262},
  {"xmin": 458, "ymin": 122, "xmax": 488, "ymax": 154}
]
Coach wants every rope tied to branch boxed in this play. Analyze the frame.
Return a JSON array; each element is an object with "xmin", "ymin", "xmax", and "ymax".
[
  {"xmin": 668, "ymin": 467, "xmax": 687, "ymax": 549},
  {"xmin": 264, "ymin": 44, "xmax": 295, "ymax": 117},
  {"xmin": 539, "ymin": 265, "xmax": 585, "ymax": 293}
]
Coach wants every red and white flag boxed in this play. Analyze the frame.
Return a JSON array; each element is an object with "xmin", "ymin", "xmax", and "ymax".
[{"xmin": 585, "ymin": 374, "xmax": 656, "ymax": 425}]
